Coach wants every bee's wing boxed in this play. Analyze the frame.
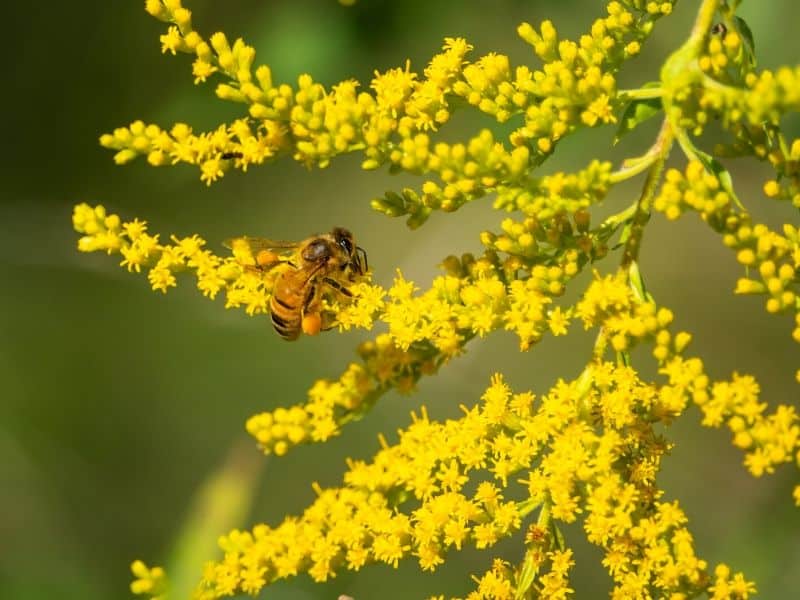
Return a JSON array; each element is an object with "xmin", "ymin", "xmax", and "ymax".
[
  {"xmin": 222, "ymin": 236, "xmax": 300, "ymax": 252},
  {"xmin": 223, "ymin": 236, "xmax": 300, "ymax": 270}
]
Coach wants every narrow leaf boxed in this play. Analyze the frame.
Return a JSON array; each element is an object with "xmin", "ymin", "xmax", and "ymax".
[
  {"xmin": 694, "ymin": 146, "xmax": 745, "ymax": 210},
  {"xmin": 733, "ymin": 16, "xmax": 756, "ymax": 68},
  {"xmin": 551, "ymin": 521, "xmax": 566, "ymax": 551}
]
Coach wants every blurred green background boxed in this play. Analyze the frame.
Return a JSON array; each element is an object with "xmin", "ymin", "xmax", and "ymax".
[{"xmin": 1, "ymin": 1, "xmax": 798, "ymax": 598}]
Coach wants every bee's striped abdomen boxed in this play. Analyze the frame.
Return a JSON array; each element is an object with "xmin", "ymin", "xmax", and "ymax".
[{"xmin": 270, "ymin": 277, "xmax": 305, "ymax": 341}]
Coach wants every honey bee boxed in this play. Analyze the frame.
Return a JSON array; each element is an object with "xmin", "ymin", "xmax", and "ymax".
[{"xmin": 225, "ymin": 228, "xmax": 368, "ymax": 340}]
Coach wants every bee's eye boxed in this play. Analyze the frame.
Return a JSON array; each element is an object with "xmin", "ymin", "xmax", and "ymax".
[{"xmin": 339, "ymin": 237, "xmax": 353, "ymax": 255}]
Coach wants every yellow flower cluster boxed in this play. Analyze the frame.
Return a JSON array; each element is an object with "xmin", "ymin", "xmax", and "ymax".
[
  {"xmin": 245, "ymin": 336, "xmax": 444, "ymax": 456},
  {"xmin": 718, "ymin": 67, "xmax": 800, "ymax": 129},
  {"xmin": 102, "ymin": 0, "xmax": 674, "ymax": 212},
  {"xmin": 246, "ymin": 254, "xmax": 585, "ymax": 454},
  {"xmin": 671, "ymin": 30, "xmax": 800, "ymax": 141},
  {"xmin": 654, "ymin": 162, "xmax": 799, "ymax": 360},
  {"xmin": 73, "ymin": 203, "xmax": 276, "ymax": 314},
  {"xmin": 710, "ymin": 564, "xmax": 758, "ymax": 600},
  {"xmin": 497, "ymin": 160, "xmax": 611, "ymax": 217},
  {"xmin": 761, "ymin": 138, "xmax": 800, "ymax": 209},
  {"xmin": 196, "ymin": 352, "xmax": 758, "ymax": 600},
  {"xmin": 465, "ymin": 552, "xmax": 574, "ymax": 600},
  {"xmin": 73, "ymin": 204, "xmax": 595, "ymax": 455},
  {"xmin": 654, "ymin": 160, "xmax": 734, "ymax": 223},
  {"xmin": 702, "ymin": 26, "xmax": 800, "ymax": 210},
  {"xmin": 698, "ymin": 29, "xmax": 750, "ymax": 82},
  {"xmin": 134, "ymin": 269, "xmax": 780, "ymax": 600},
  {"xmin": 576, "ymin": 273, "xmax": 691, "ymax": 362},
  {"xmin": 662, "ymin": 355, "xmax": 800, "ymax": 483}
]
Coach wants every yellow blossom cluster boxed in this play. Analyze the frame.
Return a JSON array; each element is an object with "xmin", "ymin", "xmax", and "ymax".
[
  {"xmin": 196, "ymin": 355, "xmax": 759, "ymax": 600},
  {"xmin": 73, "ymin": 203, "xmax": 276, "ymax": 314},
  {"xmin": 465, "ymin": 553, "xmax": 574, "ymax": 600},
  {"xmin": 123, "ymin": 267, "xmax": 788, "ymax": 599},
  {"xmin": 654, "ymin": 160, "xmax": 734, "ymax": 223},
  {"xmin": 654, "ymin": 162, "xmax": 799, "ymax": 366},
  {"xmin": 101, "ymin": 0, "xmax": 675, "ymax": 206},
  {"xmin": 761, "ymin": 138, "xmax": 800, "ymax": 209},
  {"xmin": 492, "ymin": 160, "xmax": 612, "ymax": 220},
  {"xmin": 698, "ymin": 28, "xmax": 751, "ymax": 83},
  {"xmin": 576, "ymin": 273, "xmax": 693, "ymax": 362},
  {"xmin": 661, "ymin": 354, "xmax": 800, "ymax": 483},
  {"xmin": 668, "ymin": 25, "xmax": 800, "ymax": 142},
  {"xmin": 72, "ymin": 203, "xmax": 589, "ymax": 456},
  {"xmin": 704, "ymin": 28, "xmax": 800, "ymax": 210},
  {"xmin": 245, "ymin": 338, "xmax": 442, "ymax": 456},
  {"xmin": 712, "ymin": 67, "xmax": 800, "ymax": 131}
]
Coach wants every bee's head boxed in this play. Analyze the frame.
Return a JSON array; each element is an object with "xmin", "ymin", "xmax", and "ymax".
[
  {"xmin": 331, "ymin": 227, "xmax": 366, "ymax": 274},
  {"xmin": 332, "ymin": 227, "xmax": 354, "ymax": 256}
]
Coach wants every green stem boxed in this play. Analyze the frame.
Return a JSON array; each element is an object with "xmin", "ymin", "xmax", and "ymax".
[
  {"xmin": 675, "ymin": 128, "xmax": 701, "ymax": 163},
  {"xmin": 601, "ymin": 201, "xmax": 640, "ymax": 229},
  {"xmin": 618, "ymin": 87, "xmax": 664, "ymax": 100},
  {"xmin": 610, "ymin": 116, "xmax": 675, "ymax": 185},
  {"xmin": 536, "ymin": 499, "xmax": 551, "ymax": 529},
  {"xmin": 661, "ymin": 0, "xmax": 721, "ymax": 127},
  {"xmin": 627, "ymin": 261, "xmax": 650, "ymax": 303},
  {"xmin": 621, "ymin": 121, "xmax": 674, "ymax": 269},
  {"xmin": 609, "ymin": 151, "xmax": 660, "ymax": 184},
  {"xmin": 517, "ymin": 496, "xmax": 545, "ymax": 519},
  {"xmin": 686, "ymin": 0, "xmax": 723, "ymax": 53}
]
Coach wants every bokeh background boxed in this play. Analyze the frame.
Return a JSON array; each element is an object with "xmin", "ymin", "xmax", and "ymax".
[{"xmin": 1, "ymin": 1, "xmax": 798, "ymax": 598}]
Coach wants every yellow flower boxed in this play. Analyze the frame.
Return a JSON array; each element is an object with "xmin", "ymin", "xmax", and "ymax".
[
  {"xmin": 160, "ymin": 26, "xmax": 183, "ymax": 55},
  {"xmin": 130, "ymin": 560, "xmax": 167, "ymax": 599},
  {"xmin": 547, "ymin": 306, "xmax": 570, "ymax": 336}
]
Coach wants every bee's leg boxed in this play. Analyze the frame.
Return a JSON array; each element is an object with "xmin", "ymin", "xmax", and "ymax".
[
  {"xmin": 322, "ymin": 277, "xmax": 353, "ymax": 297},
  {"xmin": 302, "ymin": 281, "xmax": 319, "ymax": 314},
  {"xmin": 319, "ymin": 311, "xmax": 338, "ymax": 332}
]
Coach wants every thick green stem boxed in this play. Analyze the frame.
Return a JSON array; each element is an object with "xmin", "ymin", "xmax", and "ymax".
[
  {"xmin": 609, "ymin": 118, "xmax": 673, "ymax": 184},
  {"xmin": 661, "ymin": 0, "xmax": 720, "ymax": 126},
  {"xmin": 609, "ymin": 152, "xmax": 660, "ymax": 185},
  {"xmin": 686, "ymin": 0, "xmax": 723, "ymax": 53},
  {"xmin": 621, "ymin": 121, "xmax": 674, "ymax": 269}
]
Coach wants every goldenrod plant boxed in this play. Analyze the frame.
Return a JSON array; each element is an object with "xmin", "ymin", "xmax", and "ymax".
[{"xmin": 72, "ymin": 0, "xmax": 799, "ymax": 598}]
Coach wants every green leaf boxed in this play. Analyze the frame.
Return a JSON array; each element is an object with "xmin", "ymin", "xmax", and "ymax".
[
  {"xmin": 694, "ymin": 147, "xmax": 745, "ymax": 210},
  {"xmin": 515, "ymin": 548, "xmax": 541, "ymax": 600},
  {"xmin": 406, "ymin": 206, "xmax": 432, "ymax": 229},
  {"xmin": 677, "ymin": 131, "xmax": 745, "ymax": 210},
  {"xmin": 614, "ymin": 93, "xmax": 662, "ymax": 145},
  {"xmin": 733, "ymin": 16, "xmax": 757, "ymax": 68},
  {"xmin": 614, "ymin": 219, "xmax": 634, "ymax": 250},
  {"xmin": 763, "ymin": 124, "xmax": 789, "ymax": 159},
  {"xmin": 551, "ymin": 521, "xmax": 566, "ymax": 551}
]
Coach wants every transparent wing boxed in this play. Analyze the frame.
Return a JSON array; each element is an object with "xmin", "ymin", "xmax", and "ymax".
[
  {"xmin": 223, "ymin": 236, "xmax": 300, "ymax": 269},
  {"xmin": 222, "ymin": 236, "xmax": 300, "ymax": 252}
]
